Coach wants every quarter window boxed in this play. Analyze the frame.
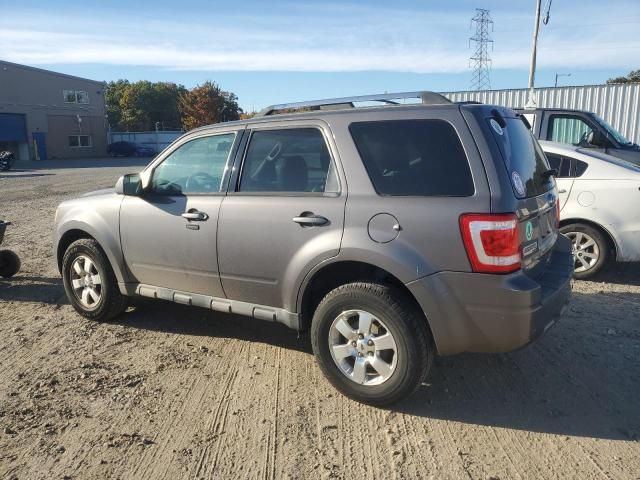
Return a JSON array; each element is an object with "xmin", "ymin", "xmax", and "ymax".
[
  {"xmin": 151, "ymin": 133, "xmax": 235, "ymax": 195},
  {"xmin": 68, "ymin": 135, "xmax": 92, "ymax": 147},
  {"xmin": 349, "ymin": 119, "xmax": 474, "ymax": 196},
  {"xmin": 238, "ymin": 128, "xmax": 339, "ymax": 193},
  {"xmin": 575, "ymin": 160, "xmax": 589, "ymax": 177}
]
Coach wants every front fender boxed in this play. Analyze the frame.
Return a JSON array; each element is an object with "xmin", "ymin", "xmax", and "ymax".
[{"xmin": 54, "ymin": 196, "xmax": 127, "ymax": 283}]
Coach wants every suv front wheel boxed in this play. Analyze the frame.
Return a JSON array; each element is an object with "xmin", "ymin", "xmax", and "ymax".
[
  {"xmin": 62, "ymin": 239, "xmax": 128, "ymax": 321},
  {"xmin": 311, "ymin": 282, "xmax": 433, "ymax": 406}
]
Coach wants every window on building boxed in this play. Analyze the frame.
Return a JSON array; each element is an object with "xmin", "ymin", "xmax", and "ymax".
[
  {"xmin": 75, "ymin": 91, "xmax": 89, "ymax": 104},
  {"xmin": 69, "ymin": 135, "xmax": 92, "ymax": 147},
  {"xmin": 63, "ymin": 90, "xmax": 90, "ymax": 104}
]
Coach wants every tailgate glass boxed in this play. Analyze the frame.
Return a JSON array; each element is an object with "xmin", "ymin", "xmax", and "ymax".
[{"xmin": 488, "ymin": 117, "xmax": 554, "ymax": 199}]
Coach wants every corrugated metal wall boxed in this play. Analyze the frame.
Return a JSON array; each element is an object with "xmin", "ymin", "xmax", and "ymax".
[{"xmin": 441, "ymin": 83, "xmax": 640, "ymax": 144}]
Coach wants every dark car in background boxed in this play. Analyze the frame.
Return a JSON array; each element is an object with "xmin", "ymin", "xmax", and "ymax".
[
  {"xmin": 107, "ymin": 141, "xmax": 156, "ymax": 158},
  {"xmin": 517, "ymin": 108, "xmax": 640, "ymax": 165}
]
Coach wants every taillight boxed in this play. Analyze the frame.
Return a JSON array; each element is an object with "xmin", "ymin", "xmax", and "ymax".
[
  {"xmin": 459, "ymin": 213, "xmax": 521, "ymax": 274},
  {"xmin": 556, "ymin": 198, "xmax": 560, "ymax": 227}
]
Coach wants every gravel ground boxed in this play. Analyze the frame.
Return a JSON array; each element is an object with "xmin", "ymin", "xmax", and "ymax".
[{"xmin": 1, "ymin": 159, "xmax": 639, "ymax": 480}]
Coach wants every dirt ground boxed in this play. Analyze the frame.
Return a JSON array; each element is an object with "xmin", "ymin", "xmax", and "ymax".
[{"xmin": 1, "ymin": 159, "xmax": 639, "ymax": 480}]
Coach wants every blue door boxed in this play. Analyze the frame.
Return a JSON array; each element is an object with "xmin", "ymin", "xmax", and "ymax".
[{"xmin": 32, "ymin": 132, "xmax": 47, "ymax": 160}]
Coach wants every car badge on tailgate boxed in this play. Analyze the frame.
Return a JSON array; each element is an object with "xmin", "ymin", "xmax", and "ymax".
[{"xmin": 525, "ymin": 221, "xmax": 533, "ymax": 241}]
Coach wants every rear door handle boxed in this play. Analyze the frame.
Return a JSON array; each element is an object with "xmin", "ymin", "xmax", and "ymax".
[
  {"xmin": 558, "ymin": 189, "xmax": 567, "ymax": 194},
  {"xmin": 182, "ymin": 210, "xmax": 209, "ymax": 221},
  {"xmin": 292, "ymin": 214, "xmax": 329, "ymax": 226}
]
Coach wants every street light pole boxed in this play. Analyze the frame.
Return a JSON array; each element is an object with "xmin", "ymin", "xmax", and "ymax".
[
  {"xmin": 526, "ymin": 0, "xmax": 543, "ymax": 108},
  {"xmin": 554, "ymin": 72, "xmax": 571, "ymax": 87}
]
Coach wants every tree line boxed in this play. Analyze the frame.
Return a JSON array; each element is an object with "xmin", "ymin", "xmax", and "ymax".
[
  {"xmin": 606, "ymin": 69, "xmax": 640, "ymax": 84},
  {"xmin": 105, "ymin": 80, "xmax": 243, "ymax": 132}
]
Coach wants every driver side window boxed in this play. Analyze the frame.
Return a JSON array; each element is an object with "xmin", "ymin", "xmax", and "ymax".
[
  {"xmin": 547, "ymin": 115, "xmax": 593, "ymax": 146},
  {"xmin": 151, "ymin": 133, "xmax": 235, "ymax": 195}
]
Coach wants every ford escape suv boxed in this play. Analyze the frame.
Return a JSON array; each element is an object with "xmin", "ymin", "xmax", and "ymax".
[{"xmin": 54, "ymin": 91, "xmax": 574, "ymax": 405}]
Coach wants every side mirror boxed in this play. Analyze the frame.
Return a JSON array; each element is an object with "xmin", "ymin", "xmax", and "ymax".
[
  {"xmin": 115, "ymin": 173, "xmax": 143, "ymax": 196},
  {"xmin": 588, "ymin": 130, "xmax": 608, "ymax": 148}
]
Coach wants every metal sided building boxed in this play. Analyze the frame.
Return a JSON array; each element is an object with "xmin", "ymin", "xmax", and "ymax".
[
  {"xmin": 0, "ymin": 60, "xmax": 107, "ymax": 160},
  {"xmin": 441, "ymin": 83, "xmax": 640, "ymax": 145}
]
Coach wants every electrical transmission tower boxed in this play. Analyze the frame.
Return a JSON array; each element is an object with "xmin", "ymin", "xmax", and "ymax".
[{"xmin": 469, "ymin": 8, "xmax": 493, "ymax": 91}]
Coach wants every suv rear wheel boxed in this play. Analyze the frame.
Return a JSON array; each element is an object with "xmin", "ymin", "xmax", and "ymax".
[
  {"xmin": 62, "ymin": 239, "xmax": 128, "ymax": 321},
  {"xmin": 311, "ymin": 282, "xmax": 433, "ymax": 406},
  {"xmin": 560, "ymin": 223, "xmax": 609, "ymax": 279}
]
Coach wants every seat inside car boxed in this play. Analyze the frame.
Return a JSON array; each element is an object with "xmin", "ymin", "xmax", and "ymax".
[{"xmin": 276, "ymin": 155, "xmax": 308, "ymax": 192}]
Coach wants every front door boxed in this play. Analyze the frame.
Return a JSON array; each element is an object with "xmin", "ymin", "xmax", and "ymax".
[
  {"xmin": 120, "ymin": 131, "xmax": 239, "ymax": 296},
  {"xmin": 217, "ymin": 125, "xmax": 345, "ymax": 309}
]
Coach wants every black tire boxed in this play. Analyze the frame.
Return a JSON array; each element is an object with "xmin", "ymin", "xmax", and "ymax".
[
  {"xmin": 560, "ymin": 223, "xmax": 610, "ymax": 279},
  {"xmin": 0, "ymin": 250, "xmax": 20, "ymax": 278},
  {"xmin": 62, "ymin": 239, "xmax": 128, "ymax": 321},
  {"xmin": 311, "ymin": 282, "xmax": 433, "ymax": 406}
]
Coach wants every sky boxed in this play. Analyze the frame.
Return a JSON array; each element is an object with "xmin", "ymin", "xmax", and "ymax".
[{"xmin": 1, "ymin": 0, "xmax": 639, "ymax": 111}]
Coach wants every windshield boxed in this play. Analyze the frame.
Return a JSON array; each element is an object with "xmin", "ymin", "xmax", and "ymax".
[{"xmin": 592, "ymin": 114, "xmax": 632, "ymax": 145}]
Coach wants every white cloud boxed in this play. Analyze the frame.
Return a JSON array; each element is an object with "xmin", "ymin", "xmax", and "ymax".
[{"xmin": 0, "ymin": 2, "xmax": 638, "ymax": 73}]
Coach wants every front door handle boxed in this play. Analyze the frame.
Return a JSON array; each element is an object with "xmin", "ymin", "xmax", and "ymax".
[
  {"xmin": 558, "ymin": 189, "xmax": 567, "ymax": 194},
  {"xmin": 182, "ymin": 210, "xmax": 209, "ymax": 221},
  {"xmin": 293, "ymin": 213, "xmax": 329, "ymax": 226}
]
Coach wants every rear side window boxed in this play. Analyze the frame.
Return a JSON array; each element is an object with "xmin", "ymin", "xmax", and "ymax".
[
  {"xmin": 349, "ymin": 120, "xmax": 474, "ymax": 196},
  {"xmin": 488, "ymin": 117, "xmax": 553, "ymax": 198}
]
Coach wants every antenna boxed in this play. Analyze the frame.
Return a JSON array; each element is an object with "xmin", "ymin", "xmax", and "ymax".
[{"xmin": 469, "ymin": 8, "xmax": 494, "ymax": 91}]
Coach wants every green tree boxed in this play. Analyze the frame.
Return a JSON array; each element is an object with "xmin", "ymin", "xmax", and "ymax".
[
  {"xmin": 607, "ymin": 69, "xmax": 640, "ymax": 84},
  {"xmin": 105, "ymin": 79, "xmax": 130, "ymax": 130},
  {"xmin": 179, "ymin": 81, "xmax": 242, "ymax": 130},
  {"xmin": 105, "ymin": 80, "xmax": 186, "ymax": 131}
]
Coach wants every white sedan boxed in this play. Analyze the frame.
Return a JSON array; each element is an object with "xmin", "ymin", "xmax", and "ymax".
[{"xmin": 539, "ymin": 141, "xmax": 640, "ymax": 278}]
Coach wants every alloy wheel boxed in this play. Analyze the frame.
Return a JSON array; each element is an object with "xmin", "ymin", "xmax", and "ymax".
[
  {"xmin": 70, "ymin": 255, "xmax": 103, "ymax": 309},
  {"xmin": 328, "ymin": 309, "xmax": 398, "ymax": 386},
  {"xmin": 566, "ymin": 231, "xmax": 600, "ymax": 273}
]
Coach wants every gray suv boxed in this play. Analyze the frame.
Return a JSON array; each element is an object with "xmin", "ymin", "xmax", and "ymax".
[{"xmin": 54, "ymin": 92, "xmax": 574, "ymax": 405}]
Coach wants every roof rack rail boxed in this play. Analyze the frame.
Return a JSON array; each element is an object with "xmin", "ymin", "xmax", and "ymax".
[{"xmin": 256, "ymin": 91, "xmax": 451, "ymax": 117}]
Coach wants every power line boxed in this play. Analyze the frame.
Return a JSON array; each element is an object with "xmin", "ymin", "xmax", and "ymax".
[{"xmin": 469, "ymin": 8, "xmax": 493, "ymax": 91}]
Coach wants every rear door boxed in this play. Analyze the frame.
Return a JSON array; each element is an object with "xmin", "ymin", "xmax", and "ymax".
[
  {"xmin": 217, "ymin": 122, "xmax": 346, "ymax": 310},
  {"xmin": 544, "ymin": 152, "xmax": 574, "ymax": 209}
]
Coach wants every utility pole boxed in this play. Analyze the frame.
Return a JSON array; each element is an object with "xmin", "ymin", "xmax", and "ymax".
[
  {"xmin": 526, "ymin": 0, "xmax": 542, "ymax": 108},
  {"xmin": 526, "ymin": 0, "xmax": 553, "ymax": 107},
  {"xmin": 469, "ymin": 9, "xmax": 494, "ymax": 91}
]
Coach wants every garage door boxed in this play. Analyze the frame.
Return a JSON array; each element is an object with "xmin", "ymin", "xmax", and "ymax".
[{"xmin": 0, "ymin": 113, "xmax": 27, "ymax": 142}]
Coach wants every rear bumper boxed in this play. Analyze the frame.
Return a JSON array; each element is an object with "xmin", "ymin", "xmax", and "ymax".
[{"xmin": 406, "ymin": 235, "xmax": 574, "ymax": 355}]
